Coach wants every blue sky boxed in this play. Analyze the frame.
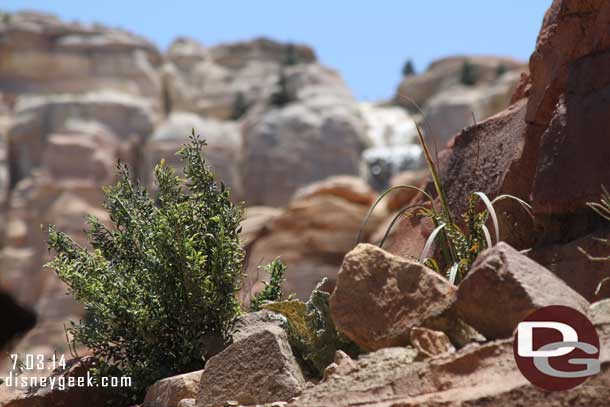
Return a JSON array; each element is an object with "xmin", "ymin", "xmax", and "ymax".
[{"xmin": 2, "ymin": 1, "xmax": 550, "ymax": 101}]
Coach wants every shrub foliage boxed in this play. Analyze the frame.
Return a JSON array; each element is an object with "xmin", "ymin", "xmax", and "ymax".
[
  {"xmin": 249, "ymin": 257, "xmax": 287, "ymax": 312},
  {"xmin": 46, "ymin": 133, "xmax": 244, "ymax": 398}
]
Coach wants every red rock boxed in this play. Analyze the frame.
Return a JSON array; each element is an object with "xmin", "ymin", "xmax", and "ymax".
[
  {"xmin": 456, "ymin": 242, "xmax": 589, "ymax": 339},
  {"xmin": 330, "ymin": 244, "xmax": 456, "ymax": 351}
]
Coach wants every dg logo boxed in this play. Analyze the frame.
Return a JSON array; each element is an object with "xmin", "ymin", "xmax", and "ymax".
[{"xmin": 513, "ymin": 305, "xmax": 600, "ymax": 391}]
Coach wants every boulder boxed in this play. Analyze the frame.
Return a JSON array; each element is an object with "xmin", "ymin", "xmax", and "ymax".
[
  {"xmin": 423, "ymin": 69, "xmax": 523, "ymax": 154},
  {"xmin": 322, "ymin": 350, "xmax": 359, "ymax": 382},
  {"xmin": 177, "ymin": 400, "xmax": 196, "ymax": 407},
  {"xmin": 0, "ymin": 11, "xmax": 162, "ymax": 102},
  {"xmin": 196, "ymin": 326, "xmax": 305, "ymax": 407},
  {"xmin": 143, "ymin": 370, "xmax": 202, "ymax": 407},
  {"xmin": 393, "ymin": 55, "xmax": 524, "ymax": 109},
  {"xmin": 409, "ymin": 327, "xmax": 455, "ymax": 358},
  {"xmin": 240, "ymin": 206, "xmax": 282, "ymax": 249},
  {"xmin": 241, "ymin": 64, "xmax": 367, "ymax": 206},
  {"xmin": 0, "ymin": 290, "xmax": 36, "ymax": 350},
  {"xmin": 231, "ymin": 310, "xmax": 285, "ymax": 343},
  {"xmin": 163, "ymin": 37, "xmax": 316, "ymax": 119},
  {"xmin": 291, "ymin": 175, "xmax": 376, "ymax": 206},
  {"xmin": 330, "ymin": 244, "xmax": 456, "ymax": 351},
  {"xmin": 528, "ymin": 228, "xmax": 610, "ymax": 301},
  {"xmin": 244, "ymin": 194, "xmax": 383, "ymax": 301},
  {"xmin": 456, "ymin": 242, "xmax": 590, "ymax": 339},
  {"xmin": 142, "ymin": 111, "xmax": 242, "ymax": 199},
  {"xmin": 8, "ymin": 91, "xmax": 155, "ymax": 184},
  {"xmin": 384, "ymin": 169, "xmax": 429, "ymax": 212}
]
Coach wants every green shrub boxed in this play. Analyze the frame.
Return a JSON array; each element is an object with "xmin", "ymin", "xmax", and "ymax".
[
  {"xmin": 402, "ymin": 59, "xmax": 416, "ymax": 76},
  {"xmin": 460, "ymin": 60, "xmax": 478, "ymax": 86},
  {"xmin": 230, "ymin": 91, "xmax": 249, "ymax": 120},
  {"xmin": 270, "ymin": 69, "xmax": 293, "ymax": 107},
  {"xmin": 249, "ymin": 258, "xmax": 287, "ymax": 312},
  {"xmin": 46, "ymin": 133, "xmax": 244, "ymax": 401},
  {"xmin": 359, "ymin": 125, "xmax": 531, "ymax": 284},
  {"xmin": 263, "ymin": 279, "xmax": 361, "ymax": 377},
  {"xmin": 283, "ymin": 43, "xmax": 300, "ymax": 66}
]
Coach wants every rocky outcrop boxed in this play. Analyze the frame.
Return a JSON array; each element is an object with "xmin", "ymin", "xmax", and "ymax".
[
  {"xmin": 330, "ymin": 244, "xmax": 456, "ymax": 351},
  {"xmin": 389, "ymin": 0, "xmax": 610, "ymax": 303},
  {"xmin": 423, "ymin": 69, "xmax": 524, "ymax": 153},
  {"xmin": 244, "ymin": 191, "xmax": 383, "ymax": 301},
  {"xmin": 393, "ymin": 55, "xmax": 524, "ymax": 109},
  {"xmin": 456, "ymin": 242, "xmax": 589, "ymax": 339},
  {"xmin": 0, "ymin": 11, "xmax": 162, "ymax": 102},
  {"xmin": 196, "ymin": 326, "xmax": 305, "ymax": 407},
  {"xmin": 142, "ymin": 111, "xmax": 242, "ymax": 199},
  {"xmin": 241, "ymin": 64, "xmax": 367, "ymax": 206},
  {"xmin": 8, "ymin": 92, "xmax": 155, "ymax": 184},
  {"xmin": 163, "ymin": 37, "xmax": 316, "ymax": 119}
]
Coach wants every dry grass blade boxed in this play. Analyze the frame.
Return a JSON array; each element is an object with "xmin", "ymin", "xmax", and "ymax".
[
  {"xmin": 420, "ymin": 223, "xmax": 446, "ymax": 263},
  {"xmin": 357, "ymin": 185, "xmax": 434, "ymax": 244},
  {"xmin": 379, "ymin": 204, "xmax": 426, "ymax": 248},
  {"xmin": 447, "ymin": 263, "xmax": 460, "ymax": 285},
  {"xmin": 473, "ymin": 192, "xmax": 499, "ymax": 244},
  {"xmin": 481, "ymin": 224, "xmax": 493, "ymax": 249},
  {"xmin": 492, "ymin": 194, "xmax": 534, "ymax": 219}
]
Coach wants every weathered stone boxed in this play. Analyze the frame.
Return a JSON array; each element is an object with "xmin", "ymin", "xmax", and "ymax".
[
  {"xmin": 177, "ymin": 399, "xmax": 196, "ymax": 407},
  {"xmin": 163, "ymin": 37, "xmax": 316, "ymax": 119},
  {"xmin": 142, "ymin": 111, "xmax": 242, "ymax": 199},
  {"xmin": 196, "ymin": 326, "xmax": 305, "ymax": 407},
  {"xmin": 291, "ymin": 175, "xmax": 376, "ymax": 206},
  {"xmin": 322, "ymin": 350, "xmax": 358, "ymax": 382},
  {"xmin": 231, "ymin": 310, "xmax": 285, "ymax": 343},
  {"xmin": 244, "ymin": 195, "xmax": 383, "ymax": 301},
  {"xmin": 143, "ymin": 370, "xmax": 202, "ymax": 407},
  {"xmin": 409, "ymin": 327, "xmax": 455, "ymax": 358},
  {"xmin": 239, "ymin": 206, "xmax": 282, "ymax": 249},
  {"xmin": 393, "ymin": 55, "xmax": 524, "ymax": 109},
  {"xmin": 330, "ymin": 244, "xmax": 456, "ymax": 351},
  {"xmin": 241, "ymin": 64, "xmax": 367, "ymax": 206},
  {"xmin": 291, "ymin": 319, "xmax": 610, "ymax": 406},
  {"xmin": 0, "ymin": 11, "xmax": 162, "ymax": 102},
  {"xmin": 456, "ymin": 242, "xmax": 590, "ymax": 339},
  {"xmin": 8, "ymin": 92, "xmax": 155, "ymax": 184}
]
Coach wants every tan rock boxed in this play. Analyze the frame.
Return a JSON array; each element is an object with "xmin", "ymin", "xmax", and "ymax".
[
  {"xmin": 330, "ymin": 244, "xmax": 456, "ymax": 351},
  {"xmin": 142, "ymin": 111, "xmax": 242, "ymax": 199},
  {"xmin": 244, "ymin": 195, "xmax": 382, "ymax": 301},
  {"xmin": 0, "ymin": 11, "xmax": 162, "ymax": 102},
  {"xmin": 409, "ymin": 327, "xmax": 455, "ymax": 358},
  {"xmin": 292, "ymin": 175, "xmax": 376, "ymax": 206},
  {"xmin": 143, "ymin": 370, "xmax": 202, "ymax": 407},
  {"xmin": 241, "ymin": 64, "xmax": 367, "ymax": 206},
  {"xmin": 456, "ymin": 242, "xmax": 590, "ymax": 339},
  {"xmin": 196, "ymin": 326, "xmax": 305, "ymax": 407}
]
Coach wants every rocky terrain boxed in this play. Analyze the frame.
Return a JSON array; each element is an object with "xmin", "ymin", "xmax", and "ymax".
[{"xmin": 3, "ymin": 0, "xmax": 610, "ymax": 406}]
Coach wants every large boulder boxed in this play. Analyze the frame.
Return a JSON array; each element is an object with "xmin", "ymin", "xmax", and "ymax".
[
  {"xmin": 142, "ymin": 111, "xmax": 242, "ymax": 199},
  {"xmin": 163, "ymin": 37, "xmax": 316, "ymax": 119},
  {"xmin": 244, "ymin": 193, "xmax": 383, "ymax": 301},
  {"xmin": 423, "ymin": 69, "xmax": 524, "ymax": 153},
  {"xmin": 8, "ymin": 92, "xmax": 155, "ymax": 184},
  {"xmin": 0, "ymin": 11, "xmax": 162, "ymax": 102},
  {"xmin": 241, "ymin": 64, "xmax": 368, "ymax": 206},
  {"xmin": 196, "ymin": 326, "xmax": 305, "ymax": 407},
  {"xmin": 456, "ymin": 242, "xmax": 589, "ymax": 339},
  {"xmin": 330, "ymin": 244, "xmax": 456, "ymax": 351}
]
